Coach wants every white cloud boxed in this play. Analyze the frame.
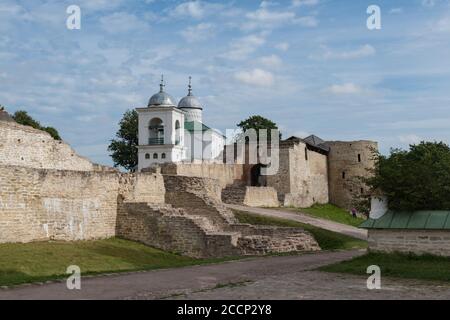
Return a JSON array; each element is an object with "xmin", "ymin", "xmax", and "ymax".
[
  {"xmin": 275, "ymin": 42, "xmax": 290, "ymax": 51},
  {"xmin": 258, "ymin": 54, "xmax": 283, "ymax": 68},
  {"xmin": 399, "ymin": 134, "xmax": 422, "ymax": 145},
  {"xmin": 234, "ymin": 68, "xmax": 274, "ymax": 87},
  {"xmin": 170, "ymin": 1, "xmax": 223, "ymax": 19},
  {"xmin": 292, "ymin": 0, "xmax": 319, "ymax": 7},
  {"xmin": 327, "ymin": 83, "xmax": 362, "ymax": 95},
  {"xmin": 433, "ymin": 15, "xmax": 450, "ymax": 33},
  {"xmin": 422, "ymin": 0, "xmax": 436, "ymax": 7},
  {"xmin": 313, "ymin": 44, "xmax": 376, "ymax": 60},
  {"xmin": 99, "ymin": 12, "xmax": 149, "ymax": 33},
  {"xmin": 78, "ymin": 0, "xmax": 125, "ymax": 12},
  {"xmin": 242, "ymin": 5, "xmax": 314, "ymax": 31},
  {"xmin": 294, "ymin": 16, "xmax": 319, "ymax": 27},
  {"xmin": 260, "ymin": 1, "xmax": 278, "ymax": 9},
  {"xmin": 389, "ymin": 8, "xmax": 403, "ymax": 14},
  {"xmin": 180, "ymin": 23, "xmax": 215, "ymax": 42},
  {"xmin": 221, "ymin": 34, "xmax": 266, "ymax": 61}
]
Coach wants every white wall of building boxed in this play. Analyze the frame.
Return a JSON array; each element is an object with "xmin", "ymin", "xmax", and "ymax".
[{"xmin": 136, "ymin": 107, "xmax": 185, "ymax": 170}]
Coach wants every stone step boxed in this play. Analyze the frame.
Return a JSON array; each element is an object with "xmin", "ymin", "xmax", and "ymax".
[
  {"xmin": 188, "ymin": 215, "xmax": 222, "ymax": 233},
  {"xmin": 221, "ymin": 184, "xmax": 247, "ymax": 205}
]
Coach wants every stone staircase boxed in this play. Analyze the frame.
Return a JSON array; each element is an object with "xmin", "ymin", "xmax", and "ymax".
[
  {"xmin": 221, "ymin": 182, "xmax": 247, "ymax": 205},
  {"xmin": 117, "ymin": 175, "xmax": 321, "ymax": 258},
  {"xmin": 118, "ymin": 202, "xmax": 320, "ymax": 258}
]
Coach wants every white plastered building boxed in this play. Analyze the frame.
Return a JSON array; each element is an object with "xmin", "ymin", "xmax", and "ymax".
[{"xmin": 137, "ymin": 77, "xmax": 225, "ymax": 171}]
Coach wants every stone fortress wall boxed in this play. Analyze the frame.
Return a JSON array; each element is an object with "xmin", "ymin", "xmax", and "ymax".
[
  {"xmin": 267, "ymin": 141, "xmax": 329, "ymax": 208},
  {"xmin": 0, "ymin": 165, "xmax": 166, "ymax": 243},
  {"xmin": 156, "ymin": 139, "xmax": 375, "ymax": 209},
  {"xmin": 0, "ymin": 116, "xmax": 320, "ymax": 257},
  {"xmin": 0, "ymin": 121, "xmax": 111, "ymax": 172}
]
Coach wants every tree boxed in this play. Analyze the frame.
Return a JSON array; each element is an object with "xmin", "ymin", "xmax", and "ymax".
[
  {"xmin": 366, "ymin": 141, "xmax": 450, "ymax": 211},
  {"xmin": 236, "ymin": 115, "xmax": 281, "ymax": 142},
  {"xmin": 12, "ymin": 110, "xmax": 61, "ymax": 140},
  {"xmin": 108, "ymin": 109, "xmax": 138, "ymax": 171}
]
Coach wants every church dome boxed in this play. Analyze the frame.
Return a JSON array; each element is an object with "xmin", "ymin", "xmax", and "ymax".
[
  {"xmin": 148, "ymin": 92, "xmax": 176, "ymax": 107},
  {"xmin": 178, "ymin": 95, "xmax": 202, "ymax": 110},
  {"xmin": 178, "ymin": 77, "xmax": 203, "ymax": 110},
  {"xmin": 148, "ymin": 76, "xmax": 176, "ymax": 107}
]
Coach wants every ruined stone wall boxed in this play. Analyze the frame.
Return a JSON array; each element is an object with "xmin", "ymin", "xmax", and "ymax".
[
  {"xmin": 159, "ymin": 163, "xmax": 244, "ymax": 188},
  {"xmin": 368, "ymin": 229, "xmax": 450, "ymax": 257},
  {"xmin": 243, "ymin": 187, "xmax": 279, "ymax": 207},
  {"xmin": 0, "ymin": 165, "xmax": 165, "ymax": 243},
  {"xmin": 325, "ymin": 141, "xmax": 378, "ymax": 209},
  {"xmin": 0, "ymin": 121, "xmax": 107, "ymax": 171},
  {"xmin": 267, "ymin": 142, "xmax": 329, "ymax": 208},
  {"xmin": 266, "ymin": 147, "xmax": 291, "ymax": 198}
]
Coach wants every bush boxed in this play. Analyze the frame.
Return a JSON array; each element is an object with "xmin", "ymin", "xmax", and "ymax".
[
  {"xmin": 367, "ymin": 142, "xmax": 450, "ymax": 211},
  {"xmin": 12, "ymin": 110, "xmax": 61, "ymax": 140}
]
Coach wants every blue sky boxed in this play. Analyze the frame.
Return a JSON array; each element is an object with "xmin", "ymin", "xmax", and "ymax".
[{"xmin": 1, "ymin": 0, "xmax": 450, "ymax": 165}]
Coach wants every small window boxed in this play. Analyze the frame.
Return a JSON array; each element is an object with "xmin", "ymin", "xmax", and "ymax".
[
  {"xmin": 145, "ymin": 153, "xmax": 150, "ymax": 159},
  {"xmin": 161, "ymin": 153, "xmax": 166, "ymax": 159},
  {"xmin": 361, "ymin": 188, "xmax": 364, "ymax": 194},
  {"xmin": 153, "ymin": 153, "xmax": 158, "ymax": 159},
  {"xmin": 342, "ymin": 172, "xmax": 346, "ymax": 179},
  {"xmin": 358, "ymin": 154, "xmax": 361, "ymax": 162},
  {"xmin": 305, "ymin": 148, "xmax": 308, "ymax": 161}
]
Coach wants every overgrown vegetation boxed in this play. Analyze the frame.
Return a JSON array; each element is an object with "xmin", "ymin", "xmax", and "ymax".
[
  {"xmin": 366, "ymin": 141, "xmax": 450, "ymax": 211},
  {"xmin": 12, "ymin": 110, "xmax": 61, "ymax": 140},
  {"xmin": 233, "ymin": 210, "xmax": 366, "ymax": 250},
  {"xmin": 108, "ymin": 109, "xmax": 139, "ymax": 171},
  {"xmin": 296, "ymin": 204, "xmax": 365, "ymax": 227},
  {"xmin": 0, "ymin": 238, "xmax": 235, "ymax": 287},
  {"xmin": 321, "ymin": 252, "xmax": 450, "ymax": 282}
]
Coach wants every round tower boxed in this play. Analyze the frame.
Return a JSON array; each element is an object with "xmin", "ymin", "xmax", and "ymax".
[{"xmin": 325, "ymin": 140, "xmax": 378, "ymax": 209}]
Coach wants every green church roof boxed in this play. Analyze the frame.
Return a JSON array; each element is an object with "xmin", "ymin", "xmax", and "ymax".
[
  {"xmin": 184, "ymin": 121, "xmax": 226, "ymax": 138},
  {"xmin": 184, "ymin": 121, "xmax": 211, "ymax": 132},
  {"xmin": 360, "ymin": 210, "xmax": 450, "ymax": 230}
]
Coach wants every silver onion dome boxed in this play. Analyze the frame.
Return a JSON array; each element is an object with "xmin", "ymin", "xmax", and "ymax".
[
  {"xmin": 148, "ymin": 75, "xmax": 176, "ymax": 107},
  {"xmin": 178, "ymin": 77, "xmax": 203, "ymax": 110},
  {"xmin": 178, "ymin": 95, "xmax": 202, "ymax": 110}
]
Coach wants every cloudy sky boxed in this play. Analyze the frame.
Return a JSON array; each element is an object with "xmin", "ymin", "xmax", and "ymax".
[{"xmin": 1, "ymin": 0, "xmax": 450, "ymax": 165}]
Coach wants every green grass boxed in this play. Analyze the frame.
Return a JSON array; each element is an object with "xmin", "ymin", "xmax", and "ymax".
[
  {"xmin": 0, "ymin": 238, "xmax": 235, "ymax": 287},
  {"xmin": 320, "ymin": 252, "xmax": 450, "ymax": 282},
  {"xmin": 233, "ymin": 210, "xmax": 367, "ymax": 251},
  {"xmin": 286, "ymin": 204, "xmax": 366, "ymax": 227}
]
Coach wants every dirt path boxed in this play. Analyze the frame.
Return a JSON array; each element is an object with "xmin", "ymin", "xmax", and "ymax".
[
  {"xmin": 0, "ymin": 250, "xmax": 363, "ymax": 300},
  {"xmin": 2, "ymin": 249, "xmax": 449, "ymax": 300},
  {"xmin": 227, "ymin": 204, "xmax": 367, "ymax": 240}
]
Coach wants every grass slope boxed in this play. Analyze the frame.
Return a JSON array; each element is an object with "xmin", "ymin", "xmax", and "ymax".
[
  {"xmin": 321, "ymin": 252, "xmax": 450, "ymax": 282},
  {"xmin": 233, "ymin": 210, "xmax": 366, "ymax": 251},
  {"xmin": 291, "ymin": 204, "xmax": 365, "ymax": 227},
  {"xmin": 0, "ymin": 238, "xmax": 232, "ymax": 287}
]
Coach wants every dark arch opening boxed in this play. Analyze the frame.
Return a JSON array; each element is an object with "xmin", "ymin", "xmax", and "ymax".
[{"xmin": 250, "ymin": 164, "xmax": 267, "ymax": 187}]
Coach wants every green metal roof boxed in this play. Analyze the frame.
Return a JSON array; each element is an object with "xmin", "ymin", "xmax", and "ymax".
[
  {"xmin": 360, "ymin": 210, "xmax": 450, "ymax": 230},
  {"xmin": 184, "ymin": 121, "xmax": 210, "ymax": 132},
  {"xmin": 184, "ymin": 121, "xmax": 226, "ymax": 138}
]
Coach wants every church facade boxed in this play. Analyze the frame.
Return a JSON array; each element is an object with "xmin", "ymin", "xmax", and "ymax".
[{"xmin": 136, "ymin": 77, "xmax": 225, "ymax": 171}]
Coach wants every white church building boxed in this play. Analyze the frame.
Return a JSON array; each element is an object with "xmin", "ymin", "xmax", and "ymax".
[{"xmin": 137, "ymin": 76, "xmax": 225, "ymax": 171}]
